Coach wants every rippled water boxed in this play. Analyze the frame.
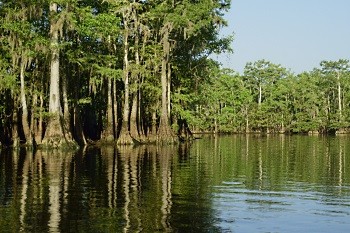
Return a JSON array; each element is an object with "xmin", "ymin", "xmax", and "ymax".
[
  {"xmin": 0, "ymin": 135, "xmax": 350, "ymax": 232},
  {"xmin": 214, "ymin": 183, "xmax": 350, "ymax": 232}
]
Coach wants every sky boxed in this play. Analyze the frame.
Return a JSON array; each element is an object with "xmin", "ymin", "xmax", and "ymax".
[{"xmin": 215, "ymin": 0, "xmax": 350, "ymax": 74}]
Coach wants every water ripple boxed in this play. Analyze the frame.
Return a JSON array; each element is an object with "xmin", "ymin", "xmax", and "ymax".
[{"xmin": 213, "ymin": 181, "xmax": 350, "ymax": 233}]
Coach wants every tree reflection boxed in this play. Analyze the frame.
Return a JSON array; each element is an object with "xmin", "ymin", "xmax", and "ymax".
[
  {"xmin": 19, "ymin": 148, "xmax": 30, "ymax": 232},
  {"xmin": 118, "ymin": 146, "xmax": 143, "ymax": 232},
  {"xmin": 0, "ymin": 136, "xmax": 349, "ymax": 232},
  {"xmin": 159, "ymin": 146, "xmax": 174, "ymax": 232},
  {"xmin": 42, "ymin": 150, "xmax": 72, "ymax": 233}
]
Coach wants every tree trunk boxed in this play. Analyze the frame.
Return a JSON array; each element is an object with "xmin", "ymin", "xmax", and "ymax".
[
  {"xmin": 30, "ymin": 93, "xmax": 36, "ymax": 144},
  {"xmin": 41, "ymin": 3, "xmax": 77, "ymax": 149},
  {"xmin": 214, "ymin": 117, "xmax": 218, "ymax": 134},
  {"xmin": 148, "ymin": 110, "xmax": 158, "ymax": 143},
  {"xmin": 72, "ymin": 71, "xmax": 86, "ymax": 146},
  {"xmin": 245, "ymin": 106, "xmax": 249, "ymax": 133},
  {"xmin": 178, "ymin": 119, "xmax": 193, "ymax": 141},
  {"xmin": 73, "ymin": 104, "xmax": 86, "ymax": 146},
  {"xmin": 337, "ymin": 71, "xmax": 342, "ymax": 121},
  {"xmin": 129, "ymin": 20, "xmax": 142, "ymax": 143},
  {"xmin": 101, "ymin": 78, "xmax": 115, "ymax": 143},
  {"xmin": 130, "ymin": 93, "xmax": 140, "ymax": 142},
  {"xmin": 157, "ymin": 25, "xmax": 177, "ymax": 144},
  {"xmin": 117, "ymin": 14, "xmax": 133, "ymax": 145},
  {"xmin": 113, "ymin": 78, "xmax": 118, "ymax": 138},
  {"xmin": 20, "ymin": 63, "xmax": 32, "ymax": 146},
  {"xmin": 62, "ymin": 73, "xmax": 74, "ymax": 141},
  {"xmin": 33, "ymin": 92, "xmax": 43, "ymax": 144},
  {"xmin": 12, "ymin": 105, "xmax": 20, "ymax": 147},
  {"xmin": 258, "ymin": 84, "xmax": 262, "ymax": 107},
  {"xmin": 167, "ymin": 63, "xmax": 171, "ymax": 116},
  {"xmin": 138, "ymin": 86, "xmax": 147, "ymax": 142}
]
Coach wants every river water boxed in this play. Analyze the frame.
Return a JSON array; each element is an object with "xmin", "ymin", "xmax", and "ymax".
[{"xmin": 0, "ymin": 135, "xmax": 349, "ymax": 232}]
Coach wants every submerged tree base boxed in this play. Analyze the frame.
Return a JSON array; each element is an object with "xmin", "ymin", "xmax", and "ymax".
[
  {"xmin": 156, "ymin": 136, "xmax": 178, "ymax": 145},
  {"xmin": 40, "ymin": 116, "xmax": 79, "ymax": 149},
  {"xmin": 117, "ymin": 132, "xmax": 134, "ymax": 145},
  {"xmin": 156, "ymin": 124, "xmax": 178, "ymax": 144},
  {"xmin": 157, "ymin": 130, "xmax": 179, "ymax": 145},
  {"xmin": 97, "ymin": 135, "xmax": 116, "ymax": 146},
  {"xmin": 39, "ymin": 138, "xmax": 78, "ymax": 150},
  {"xmin": 145, "ymin": 135, "xmax": 155, "ymax": 144},
  {"xmin": 178, "ymin": 120, "xmax": 194, "ymax": 142}
]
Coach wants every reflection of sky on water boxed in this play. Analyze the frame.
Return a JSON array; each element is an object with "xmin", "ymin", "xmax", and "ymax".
[{"xmin": 213, "ymin": 181, "xmax": 350, "ymax": 232}]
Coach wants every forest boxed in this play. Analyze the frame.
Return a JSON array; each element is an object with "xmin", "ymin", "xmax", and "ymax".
[{"xmin": 0, "ymin": 0, "xmax": 350, "ymax": 148}]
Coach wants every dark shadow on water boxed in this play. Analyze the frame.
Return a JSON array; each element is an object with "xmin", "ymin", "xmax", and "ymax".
[{"xmin": 0, "ymin": 142, "xmax": 224, "ymax": 232}]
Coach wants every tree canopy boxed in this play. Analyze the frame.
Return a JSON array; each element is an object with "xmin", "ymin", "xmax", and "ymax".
[{"xmin": 0, "ymin": 0, "xmax": 232, "ymax": 147}]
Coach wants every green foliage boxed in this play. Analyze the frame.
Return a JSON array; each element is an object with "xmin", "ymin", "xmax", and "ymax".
[
  {"xmin": 183, "ymin": 59, "xmax": 350, "ymax": 134},
  {"xmin": 92, "ymin": 64, "xmax": 122, "ymax": 80},
  {"xmin": 78, "ymin": 97, "xmax": 92, "ymax": 105},
  {"xmin": 2, "ymin": 0, "xmax": 350, "ymax": 147},
  {"xmin": 0, "ymin": 74, "xmax": 16, "ymax": 91}
]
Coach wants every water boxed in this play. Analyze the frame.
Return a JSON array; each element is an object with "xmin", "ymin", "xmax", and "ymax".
[{"xmin": 0, "ymin": 135, "xmax": 349, "ymax": 232}]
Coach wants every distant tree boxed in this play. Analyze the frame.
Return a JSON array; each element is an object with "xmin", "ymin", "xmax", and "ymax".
[
  {"xmin": 320, "ymin": 59, "xmax": 350, "ymax": 129},
  {"xmin": 289, "ymin": 71, "xmax": 324, "ymax": 133},
  {"xmin": 243, "ymin": 60, "xmax": 288, "ymax": 132}
]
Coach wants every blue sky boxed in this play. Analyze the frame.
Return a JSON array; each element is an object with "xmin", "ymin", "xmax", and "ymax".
[{"xmin": 215, "ymin": 0, "xmax": 350, "ymax": 74}]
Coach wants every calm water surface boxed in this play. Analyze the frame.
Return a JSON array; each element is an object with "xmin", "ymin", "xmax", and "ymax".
[{"xmin": 0, "ymin": 135, "xmax": 350, "ymax": 232}]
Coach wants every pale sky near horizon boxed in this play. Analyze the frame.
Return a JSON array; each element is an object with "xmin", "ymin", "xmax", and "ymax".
[{"xmin": 215, "ymin": 0, "xmax": 350, "ymax": 74}]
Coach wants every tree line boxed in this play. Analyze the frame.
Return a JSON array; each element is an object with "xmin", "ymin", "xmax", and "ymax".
[
  {"xmin": 0, "ymin": 0, "xmax": 232, "ymax": 148},
  {"xmin": 193, "ymin": 59, "xmax": 350, "ymax": 134},
  {"xmin": 1, "ymin": 1, "xmax": 349, "ymax": 149}
]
